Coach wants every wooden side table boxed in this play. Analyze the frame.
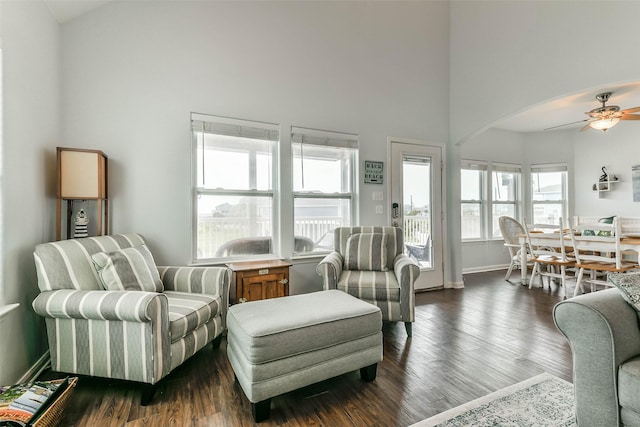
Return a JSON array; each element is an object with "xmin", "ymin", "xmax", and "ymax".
[{"xmin": 226, "ymin": 260, "xmax": 292, "ymax": 304}]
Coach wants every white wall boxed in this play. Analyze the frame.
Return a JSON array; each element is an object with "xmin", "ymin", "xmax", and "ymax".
[
  {"xmin": 523, "ymin": 130, "xmax": 576, "ymax": 219},
  {"xmin": 450, "ymin": 0, "xmax": 640, "ymax": 144},
  {"xmin": 0, "ymin": 1, "xmax": 60, "ymax": 384},
  {"xmin": 462, "ymin": 128, "xmax": 526, "ymax": 163},
  {"xmin": 460, "ymin": 129, "xmax": 526, "ymax": 271},
  {"xmin": 572, "ymin": 125, "xmax": 640, "ymax": 217},
  {"xmin": 460, "ymin": 128, "xmax": 578, "ymax": 272},
  {"xmin": 459, "ymin": 121, "xmax": 640, "ymax": 273},
  {"xmin": 60, "ymin": 1, "xmax": 450, "ymax": 289},
  {"xmin": 449, "ymin": 0, "xmax": 640, "ymax": 280}
]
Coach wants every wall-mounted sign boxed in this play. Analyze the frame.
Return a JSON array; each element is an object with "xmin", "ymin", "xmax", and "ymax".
[{"xmin": 364, "ymin": 160, "xmax": 383, "ymax": 184}]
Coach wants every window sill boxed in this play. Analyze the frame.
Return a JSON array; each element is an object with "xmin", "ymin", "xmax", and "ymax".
[
  {"xmin": 462, "ymin": 239, "xmax": 505, "ymax": 244},
  {"xmin": 291, "ymin": 253, "xmax": 329, "ymax": 262}
]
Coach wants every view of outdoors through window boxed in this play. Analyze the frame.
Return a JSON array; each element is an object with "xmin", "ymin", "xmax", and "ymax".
[
  {"xmin": 194, "ymin": 118, "xmax": 277, "ymax": 260},
  {"xmin": 403, "ymin": 158, "xmax": 432, "ymax": 267},
  {"xmin": 491, "ymin": 169, "xmax": 519, "ymax": 238},
  {"xmin": 532, "ymin": 170, "xmax": 567, "ymax": 225},
  {"xmin": 461, "ymin": 163, "xmax": 521, "ymax": 240},
  {"xmin": 292, "ymin": 130, "xmax": 357, "ymax": 252},
  {"xmin": 461, "ymin": 167, "xmax": 484, "ymax": 239},
  {"xmin": 193, "ymin": 117, "xmax": 358, "ymax": 261}
]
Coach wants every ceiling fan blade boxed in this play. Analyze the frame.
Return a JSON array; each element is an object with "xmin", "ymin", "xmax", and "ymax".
[
  {"xmin": 579, "ymin": 122, "xmax": 593, "ymax": 132},
  {"xmin": 621, "ymin": 106, "xmax": 640, "ymax": 114},
  {"xmin": 620, "ymin": 114, "xmax": 640, "ymax": 120},
  {"xmin": 544, "ymin": 119, "xmax": 589, "ymax": 131}
]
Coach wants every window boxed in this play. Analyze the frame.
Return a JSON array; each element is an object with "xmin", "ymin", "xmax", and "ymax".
[
  {"xmin": 491, "ymin": 163, "xmax": 521, "ymax": 238},
  {"xmin": 291, "ymin": 127, "xmax": 358, "ymax": 253},
  {"xmin": 191, "ymin": 114, "xmax": 278, "ymax": 262},
  {"xmin": 531, "ymin": 164, "xmax": 568, "ymax": 225},
  {"xmin": 460, "ymin": 161, "xmax": 487, "ymax": 240},
  {"xmin": 461, "ymin": 160, "xmax": 522, "ymax": 241}
]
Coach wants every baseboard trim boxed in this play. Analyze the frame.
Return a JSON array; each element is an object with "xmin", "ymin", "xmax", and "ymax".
[
  {"xmin": 462, "ymin": 264, "xmax": 508, "ymax": 274},
  {"xmin": 18, "ymin": 351, "xmax": 50, "ymax": 383},
  {"xmin": 445, "ymin": 281, "xmax": 465, "ymax": 289}
]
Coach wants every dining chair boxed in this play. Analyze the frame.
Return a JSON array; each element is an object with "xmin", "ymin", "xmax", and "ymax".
[
  {"xmin": 498, "ymin": 216, "xmax": 533, "ymax": 281},
  {"xmin": 525, "ymin": 217, "xmax": 575, "ymax": 299},
  {"xmin": 568, "ymin": 217, "xmax": 638, "ymax": 297}
]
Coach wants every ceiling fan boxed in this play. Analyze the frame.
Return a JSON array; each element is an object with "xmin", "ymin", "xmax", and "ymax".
[{"xmin": 545, "ymin": 92, "xmax": 640, "ymax": 132}]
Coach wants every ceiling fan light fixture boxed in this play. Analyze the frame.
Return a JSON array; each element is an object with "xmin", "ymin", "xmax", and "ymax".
[{"xmin": 589, "ymin": 117, "xmax": 620, "ymax": 131}]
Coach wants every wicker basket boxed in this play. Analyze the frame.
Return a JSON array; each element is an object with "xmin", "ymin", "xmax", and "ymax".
[{"xmin": 31, "ymin": 377, "xmax": 78, "ymax": 427}]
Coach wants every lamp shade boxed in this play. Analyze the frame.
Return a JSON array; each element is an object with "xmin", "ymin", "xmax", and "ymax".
[{"xmin": 57, "ymin": 147, "xmax": 107, "ymax": 199}]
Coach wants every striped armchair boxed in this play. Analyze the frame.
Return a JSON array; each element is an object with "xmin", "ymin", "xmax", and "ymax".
[
  {"xmin": 31, "ymin": 234, "xmax": 230, "ymax": 405},
  {"xmin": 316, "ymin": 226, "xmax": 420, "ymax": 336}
]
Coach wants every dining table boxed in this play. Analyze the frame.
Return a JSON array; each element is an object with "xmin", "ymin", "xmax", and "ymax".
[{"xmin": 516, "ymin": 232, "xmax": 640, "ymax": 285}]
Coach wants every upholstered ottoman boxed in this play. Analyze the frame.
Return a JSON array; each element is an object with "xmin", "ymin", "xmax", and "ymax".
[{"xmin": 226, "ymin": 289, "xmax": 383, "ymax": 422}]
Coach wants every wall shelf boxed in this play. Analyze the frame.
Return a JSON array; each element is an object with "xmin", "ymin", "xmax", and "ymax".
[{"xmin": 593, "ymin": 179, "xmax": 621, "ymax": 198}]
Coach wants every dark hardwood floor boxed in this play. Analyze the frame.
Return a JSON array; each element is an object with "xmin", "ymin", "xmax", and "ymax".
[{"xmin": 46, "ymin": 270, "xmax": 573, "ymax": 426}]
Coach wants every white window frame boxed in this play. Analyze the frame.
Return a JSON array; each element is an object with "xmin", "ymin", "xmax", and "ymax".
[
  {"xmin": 191, "ymin": 113, "xmax": 279, "ymax": 263},
  {"xmin": 490, "ymin": 162, "xmax": 522, "ymax": 239},
  {"xmin": 460, "ymin": 160, "xmax": 487, "ymax": 241},
  {"xmin": 530, "ymin": 163, "xmax": 568, "ymax": 225},
  {"xmin": 291, "ymin": 126, "xmax": 359, "ymax": 255}
]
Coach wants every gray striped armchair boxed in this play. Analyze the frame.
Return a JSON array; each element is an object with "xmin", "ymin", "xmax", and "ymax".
[
  {"xmin": 31, "ymin": 234, "xmax": 230, "ymax": 405},
  {"xmin": 316, "ymin": 226, "xmax": 420, "ymax": 336}
]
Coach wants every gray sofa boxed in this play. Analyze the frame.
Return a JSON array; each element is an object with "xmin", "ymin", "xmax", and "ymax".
[{"xmin": 554, "ymin": 286, "xmax": 640, "ymax": 426}]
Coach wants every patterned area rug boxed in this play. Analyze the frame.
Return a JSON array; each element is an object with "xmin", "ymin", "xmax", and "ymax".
[{"xmin": 411, "ymin": 373, "xmax": 576, "ymax": 427}]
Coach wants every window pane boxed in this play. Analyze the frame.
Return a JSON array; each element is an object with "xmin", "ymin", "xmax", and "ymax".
[
  {"xmin": 492, "ymin": 204, "xmax": 516, "ymax": 238},
  {"xmin": 532, "ymin": 171, "xmax": 565, "ymax": 201},
  {"xmin": 196, "ymin": 133, "xmax": 273, "ymax": 191},
  {"xmin": 292, "ymin": 144, "xmax": 352, "ymax": 193},
  {"xmin": 493, "ymin": 171, "xmax": 517, "ymax": 201},
  {"xmin": 292, "ymin": 128, "xmax": 357, "ymax": 254},
  {"xmin": 461, "ymin": 203, "xmax": 482, "ymax": 239},
  {"xmin": 403, "ymin": 158, "xmax": 432, "ymax": 268},
  {"xmin": 293, "ymin": 198, "xmax": 351, "ymax": 252},
  {"xmin": 196, "ymin": 195, "xmax": 272, "ymax": 259},
  {"xmin": 461, "ymin": 169, "xmax": 481, "ymax": 200},
  {"xmin": 532, "ymin": 203, "xmax": 563, "ymax": 225}
]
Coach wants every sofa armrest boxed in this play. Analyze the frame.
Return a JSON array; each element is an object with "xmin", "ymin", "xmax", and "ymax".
[
  {"xmin": 33, "ymin": 289, "xmax": 171, "ymax": 384},
  {"xmin": 393, "ymin": 254, "xmax": 420, "ymax": 322},
  {"xmin": 157, "ymin": 266, "xmax": 229, "ymax": 295},
  {"xmin": 32, "ymin": 289, "xmax": 167, "ymax": 323},
  {"xmin": 554, "ymin": 288, "xmax": 640, "ymax": 427},
  {"xmin": 316, "ymin": 252, "xmax": 343, "ymax": 290},
  {"xmin": 158, "ymin": 266, "xmax": 230, "ymax": 329}
]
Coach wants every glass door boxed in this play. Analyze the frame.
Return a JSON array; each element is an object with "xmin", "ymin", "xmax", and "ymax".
[{"xmin": 390, "ymin": 141, "xmax": 443, "ymax": 290}]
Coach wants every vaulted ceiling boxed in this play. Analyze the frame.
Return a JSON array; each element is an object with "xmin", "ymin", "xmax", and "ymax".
[
  {"xmin": 44, "ymin": 0, "xmax": 111, "ymax": 23},
  {"xmin": 494, "ymin": 81, "xmax": 640, "ymax": 133},
  {"xmin": 43, "ymin": 1, "xmax": 640, "ymax": 135}
]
